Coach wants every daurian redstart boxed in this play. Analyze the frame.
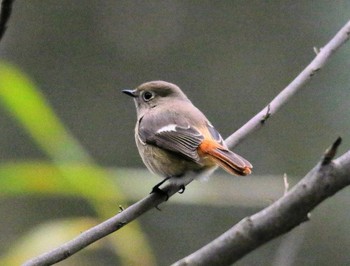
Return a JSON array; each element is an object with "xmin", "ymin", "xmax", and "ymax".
[{"xmin": 123, "ymin": 81, "xmax": 252, "ymax": 197}]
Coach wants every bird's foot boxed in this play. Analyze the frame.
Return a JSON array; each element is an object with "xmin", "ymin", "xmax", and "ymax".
[
  {"xmin": 151, "ymin": 186, "xmax": 169, "ymax": 201},
  {"xmin": 150, "ymin": 177, "xmax": 170, "ymax": 201}
]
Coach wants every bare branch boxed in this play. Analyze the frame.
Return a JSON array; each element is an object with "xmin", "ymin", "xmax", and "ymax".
[
  {"xmin": 172, "ymin": 139, "xmax": 350, "ymax": 266},
  {"xmin": 225, "ymin": 20, "xmax": 350, "ymax": 149},
  {"xmin": 22, "ymin": 20, "xmax": 350, "ymax": 266},
  {"xmin": 0, "ymin": 0, "xmax": 14, "ymax": 41},
  {"xmin": 22, "ymin": 182, "xmax": 186, "ymax": 266}
]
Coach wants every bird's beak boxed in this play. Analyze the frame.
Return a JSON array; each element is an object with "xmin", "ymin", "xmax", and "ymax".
[{"xmin": 122, "ymin": 89, "xmax": 138, "ymax": 98}]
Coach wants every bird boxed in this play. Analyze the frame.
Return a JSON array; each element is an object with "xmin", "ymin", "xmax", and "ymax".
[{"xmin": 123, "ymin": 81, "xmax": 252, "ymax": 199}]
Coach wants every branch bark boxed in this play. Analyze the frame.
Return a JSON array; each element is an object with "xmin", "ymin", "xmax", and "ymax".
[
  {"xmin": 23, "ymin": 20, "xmax": 350, "ymax": 266},
  {"xmin": 173, "ymin": 138, "xmax": 350, "ymax": 265},
  {"xmin": 0, "ymin": 0, "xmax": 14, "ymax": 41}
]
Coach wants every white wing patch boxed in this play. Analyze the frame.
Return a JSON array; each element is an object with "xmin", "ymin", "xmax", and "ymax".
[
  {"xmin": 157, "ymin": 124, "xmax": 178, "ymax": 133},
  {"xmin": 157, "ymin": 124, "xmax": 192, "ymax": 134}
]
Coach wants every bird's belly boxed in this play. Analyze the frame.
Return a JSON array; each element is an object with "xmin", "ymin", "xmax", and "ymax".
[{"xmin": 137, "ymin": 143, "xmax": 203, "ymax": 178}]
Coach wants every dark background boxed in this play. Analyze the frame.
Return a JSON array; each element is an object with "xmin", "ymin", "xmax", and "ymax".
[{"xmin": 0, "ymin": 1, "xmax": 349, "ymax": 265}]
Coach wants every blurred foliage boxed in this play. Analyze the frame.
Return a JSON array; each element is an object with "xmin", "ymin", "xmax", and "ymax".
[
  {"xmin": 0, "ymin": 62, "xmax": 155, "ymax": 265},
  {"xmin": 0, "ymin": 62, "xmax": 89, "ymax": 162},
  {"xmin": 1, "ymin": 217, "xmax": 100, "ymax": 266}
]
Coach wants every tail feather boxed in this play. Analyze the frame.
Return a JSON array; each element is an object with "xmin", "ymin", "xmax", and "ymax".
[
  {"xmin": 199, "ymin": 140, "xmax": 252, "ymax": 176},
  {"xmin": 209, "ymin": 148, "xmax": 252, "ymax": 176}
]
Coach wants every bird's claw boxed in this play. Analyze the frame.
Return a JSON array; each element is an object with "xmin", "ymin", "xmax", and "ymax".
[{"xmin": 178, "ymin": 185, "xmax": 185, "ymax": 194}]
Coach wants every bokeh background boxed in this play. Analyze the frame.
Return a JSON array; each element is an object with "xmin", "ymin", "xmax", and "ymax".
[{"xmin": 0, "ymin": 1, "xmax": 349, "ymax": 265}]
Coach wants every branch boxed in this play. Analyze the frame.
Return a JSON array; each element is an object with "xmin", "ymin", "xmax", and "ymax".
[
  {"xmin": 225, "ymin": 20, "xmax": 350, "ymax": 149},
  {"xmin": 172, "ymin": 138, "xmax": 350, "ymax": 265},
  {"xmin": 22, "ymin": 182, "xmax": 184, "ymax": 266},
  {"xmin": 23, "ymin": 20, "xmax": 350, "ymax": 266},
  {"xmin": 0, "ymin": 0, "xmax": 14, "ymax": 41}
]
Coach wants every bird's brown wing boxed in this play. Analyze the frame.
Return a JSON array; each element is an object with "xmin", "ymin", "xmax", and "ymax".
[{"xmin": 138, "ymin": 115, "xmax": 204, "ymax": 162}]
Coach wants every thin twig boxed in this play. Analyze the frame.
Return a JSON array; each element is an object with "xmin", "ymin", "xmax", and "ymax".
[
  {"xmin": 0, "ymin": 0, "xmax": 14, "ymax": 41},
  {"xmin": 322, "ymin": 136, "xmax": 342, "ymax": 165},
  {"xmin": 23, "ymin": 20, "xmax": 350, "ymax": 266},
  {"xmin": 283, "ymin": 173, "xmax": 289, "ymax": 195}
]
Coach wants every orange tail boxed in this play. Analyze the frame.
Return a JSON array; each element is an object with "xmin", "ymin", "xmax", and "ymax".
[{"xmin": 199, "ymin": 140, "xmax": 252, "ymax": 176}]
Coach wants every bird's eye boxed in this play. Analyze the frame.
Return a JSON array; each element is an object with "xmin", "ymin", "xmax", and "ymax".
[{"xmin": 142, "ymin": 91, "xmax": 154, "ymax": 102}]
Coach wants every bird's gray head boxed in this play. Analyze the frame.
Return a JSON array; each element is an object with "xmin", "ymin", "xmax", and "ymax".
[{"xmin": 123, "ymin": 80, "xmax": 189, "ymax": 116}]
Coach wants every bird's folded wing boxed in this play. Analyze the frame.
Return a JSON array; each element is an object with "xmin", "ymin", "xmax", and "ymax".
[{"xmin": 138, "ymin": 123, "xmax": 204, "ymax": 162}]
